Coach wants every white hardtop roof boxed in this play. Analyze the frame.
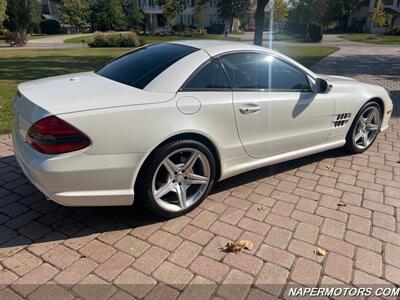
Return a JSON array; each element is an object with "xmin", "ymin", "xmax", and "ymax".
[{"xmin": 168, "ymin": 39, "xmax": 275, "ymax": 57}]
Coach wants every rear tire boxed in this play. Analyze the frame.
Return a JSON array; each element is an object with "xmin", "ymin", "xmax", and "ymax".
[
  {"xmin": 136, "ymin": 139, "xmax": 216, "ymax": 218},
  {"xmin": 345, "ymin": 101, "xmax": 382, "ymax": 154}
]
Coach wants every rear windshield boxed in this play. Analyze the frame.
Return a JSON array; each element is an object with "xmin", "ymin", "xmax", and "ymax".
[{"xmin": 96, "ymin": 43, "xmax": 199, "ymax": 89}]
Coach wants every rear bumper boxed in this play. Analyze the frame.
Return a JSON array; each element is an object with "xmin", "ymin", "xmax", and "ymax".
[{"xmin": 12, "ymin": 125, "xmax": 144, "ymax": 206}]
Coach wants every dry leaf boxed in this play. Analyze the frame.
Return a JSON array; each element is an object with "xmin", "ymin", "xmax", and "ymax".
[
  {"xmin": 239, "ymin": 240, "xmax": 254, "ymax": 250},
  {"xmin": 224, "ymin": 240, "xmax": 254, "ymax": 253},
  {"xmin": 314, "ymin": 248, "xmax": 326, "ymax": 256},
  {"xmin": 337, "ymin": 201, "xmax": 347, "ymax": 207},
  {"xmin": 257, "ymin": 206, "xmax": 267, "ymax": 211},
  {"xmin": 325, "ymin": 165, "xmax": 332, "ymax": 170}
]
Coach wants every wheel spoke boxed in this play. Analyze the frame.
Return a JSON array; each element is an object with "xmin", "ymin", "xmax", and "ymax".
[
  {"xmin": 354, "ymin": 130, "xmax": 363, "ymax": 143},
  {"xmin": 163, "ymin": 158, "xmax": 179, "ymax": 176},
  {"xmin": 175, "ymin": 184, "xmax": 187, "ymax": 209},
  {"xmin": 366, "ymin": 110, "xmax": 375, "ymax": 125},
  {"xmin": 361, "ymin": 131, "xmax": 369, "ymax": 146},
  {"xmin": 367, "ymin": 123, "xmax": 379, "ymax": 131},
  {"xmin": 183, "ymin": 152, "xmax": 199, "ymax": 171},
  {"xmin": 155, "ymin": 182, "xmax": 174, "ymax": 199},
  {"xmin": 185, "ymin": 172, "xmax": 209, "ymax": 185}
]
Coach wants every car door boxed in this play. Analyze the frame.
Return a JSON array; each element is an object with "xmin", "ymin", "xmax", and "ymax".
[{"xmin": 220, "ymin": 52, "xmax": 334, "ymax": 159}]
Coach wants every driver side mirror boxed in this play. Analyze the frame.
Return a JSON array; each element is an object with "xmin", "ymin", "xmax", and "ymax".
[{"xmin": 314, "ymin": 78, "xmax": 331, "ymax": 94}]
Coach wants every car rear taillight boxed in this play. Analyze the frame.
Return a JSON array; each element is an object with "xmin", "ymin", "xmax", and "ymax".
[{"xmin": 27, "ymin": 116, "xmax": 90, "ymax": 154}]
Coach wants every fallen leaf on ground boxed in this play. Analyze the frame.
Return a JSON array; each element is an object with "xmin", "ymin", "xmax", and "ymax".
[
  {"xmin": 314, "ymin": 248, "xmax": 326, "ymax": 256},
  {"xmin": 337, "ymin": 201, "xmax": 347, "ymax": 207},
  {"xmin": 325, "ymin": 165, "xmax": 333, "ymax": 170},
  {"xmin": 257, "ymin": 206, "xmax": 267, "ymax": 211},
  {"xmin": 224, "ymin": 240, "xmax": 254, "ymax": 253}
]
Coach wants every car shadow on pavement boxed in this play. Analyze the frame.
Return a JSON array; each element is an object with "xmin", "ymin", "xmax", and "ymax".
[{"xmin": 0, "ymin": 146, "xmax": 352, "ymax": 250}]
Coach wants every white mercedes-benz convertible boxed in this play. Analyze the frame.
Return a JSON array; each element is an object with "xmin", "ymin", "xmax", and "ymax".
[{"xmin": 13, "ymin": 40, "xmax": 393, "ymax": 217}]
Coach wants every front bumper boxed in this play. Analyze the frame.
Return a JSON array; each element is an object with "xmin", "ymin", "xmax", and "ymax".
[{"xmin": 12, "ymin": 125, "xmax": 144, "ymax": 206}]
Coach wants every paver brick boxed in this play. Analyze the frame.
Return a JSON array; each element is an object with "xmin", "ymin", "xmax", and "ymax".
[
  {"xmin": 217, "ymin": 269, "xmax": 253, "ymax": 300},
  {"xmin": 322, "ymin": 218, "xmax": 346, "ymax": 239},
  {"xmin": 189, "ymin": 256, "xmax": 229, "ymax": 282},
  {"xmin": 3, "ymin": 250, "xmax": 42, "ymax": 276},
  {"xmin": 54, "ymin": 258, "xmax": 97, "ymax": 285},
  {"xmin": 223, "ymin": 252, "xmax": 263, "ymax": 275},
  {"xmin": 95, "ymin": 251, "xmax": 135, "ymax": 281},
  {"xmin": 324, "ymin": 253, "xmax": 353, "ymax": 283},
  {"xmin": 255, "ymin": 263, "xmax": 289, "ymax": 296},
  {"xmin": 347, "ymin": 215, "xmax": 371, "ymax": 235},
  {"xmin": 355, "ymin": 248, "xmax": 382, "ymax": 277},
  {"xmin": 153, "ymin": 261, "xmax": 193, "ymax": 289},
  {"xmin": 115, "ymin": 235, "xmax": 150, "ymax": 257},
  {"xmin": 42, "ymin": 244, "xmax": 80, "ymax": 269},
  {"xmin": 256, "ymin": 244, "xmax": 295, "ymax": 269},
  {"xmin": 169, "ymin": 241, "xmax": 201, "ymax": 267},
  {"xmin": 264, "ymin": 226, "xmax": 292, "ymax": 249},
  {"xmin": 114, "ymin": 268, "xmax": 156, "ymax": 298},
  {"xmin": 294, "ymin": 222, "xmax": 319, "ymax": 244},
  {"xmin": 291, "ymin": 258, "xmax": 322, "ymax": 285}
]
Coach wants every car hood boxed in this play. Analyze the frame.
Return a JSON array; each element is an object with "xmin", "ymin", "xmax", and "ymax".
[
  {"xmin": 318, "ymin": 74, "xmax": 357, "ymax": 83},
  {"xmin": 18, "ymin": 71, "xmax": 175, "ymax": 115}
]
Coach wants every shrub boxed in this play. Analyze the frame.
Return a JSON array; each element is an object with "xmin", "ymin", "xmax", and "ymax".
[
  {"xmin": 307, "ymin": 23, "xmax": 322, "ymax": 42},
  {"xmin": 5, "ymin": 31, "xmax": 27, "ymax": 46},
  {"xmin": 88, "ymin": 32, "xmax": 143, "ymax": 47},
  {"xmin": 175, "ymin": 26, "xmax": 206, "ymax": 37},
  {"xmin": 40, "ymin": 19, "xmax": 61, "ymax": 34},
  {"xmin": 385, "ymin": 28, "xmax": 400, "ymax": 35}
]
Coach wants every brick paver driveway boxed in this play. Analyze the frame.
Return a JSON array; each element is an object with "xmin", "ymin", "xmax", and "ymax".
[{"xmin": 0, "ymin": 44, "xmax": 399, "ymax": 299}]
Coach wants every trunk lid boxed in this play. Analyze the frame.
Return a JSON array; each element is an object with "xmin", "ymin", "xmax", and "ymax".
[{"xmin": 17, "ymin": 71, "xmax": 175, "ymax": 117}]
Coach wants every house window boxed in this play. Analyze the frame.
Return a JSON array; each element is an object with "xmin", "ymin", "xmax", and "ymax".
[
  {"xmin": 383, "ymin": 0, "xmax": 394, "ymax": 5},
  {"xmin": 210, "ymin": 14, "xmax": 224, "ymax": 24}
]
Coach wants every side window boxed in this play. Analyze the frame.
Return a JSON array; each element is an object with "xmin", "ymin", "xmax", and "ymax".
[
  {"xmin": 220, "ymin": 53, "xmax": 310, "ymax": 91},
  {"xmin": 183, "ymin": 59, "xmax": 230, "ymax": 90}
]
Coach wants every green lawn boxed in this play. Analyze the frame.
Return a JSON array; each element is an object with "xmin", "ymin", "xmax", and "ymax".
[
  {"xmin": 64, "ymin": 33, "xmax": 240, "ymax": 44},
  {"xmin": 0, "ymin": 46, "xmax": 338, "ymax": 134},
  {"xmin": 339, "ymin": 33, "xmax": 400, "ymax": 45}
]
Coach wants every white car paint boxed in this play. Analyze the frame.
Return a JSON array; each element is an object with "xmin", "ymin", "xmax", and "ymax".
[{"xmin": 12, "ymin": 40, "xmax": 393, "ymax": 207}]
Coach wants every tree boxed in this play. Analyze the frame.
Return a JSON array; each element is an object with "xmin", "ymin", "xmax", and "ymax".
[
  {"xmin": 4, "ymin": 0, "xmax": 41, "ymax": 45},
  {"xmin": 370, "ymin": 0, "xmax": 390, "ymax": 28},
  {"xmin": 193, "ymin": 0, "xmax": 207, "ymax": 25},
  {"xmin": 265, "ymin": 0, "xmax": 288, "ymax": 29},
  {"xmin": 59, "ymin": 0, "xmax": 89, "ymax": 30},
  {"xmin": 122, "ymin": 0, "xmax": 144, "ymax": 30},
  {"xmin": 163, "ymin": 0, "xmax": 178, "ymax": 30},
  {"xmin": 89, "ymin": 0, "xmax": 127, "ymax": 31},
  {"xmin": 254, "ymin": 0, "xmax": 271, "ymax": 45},
  {"xmin": 218, "ymin": 0, "xmax": 251, "ymax": 32},
  {"xmin": 0, "ymin": 0, "xmax": 6, "ymax": 30}
]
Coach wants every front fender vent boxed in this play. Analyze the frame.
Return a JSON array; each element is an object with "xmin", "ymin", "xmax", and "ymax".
[{"xmin": 334, "ymin": 113, "xmax": 351, "ymax": 127}]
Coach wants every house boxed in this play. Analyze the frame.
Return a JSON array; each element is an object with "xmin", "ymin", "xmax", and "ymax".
[
  {"xmin": 139, "ymin": 0, "xmax": 224, "ymax": 28},
  {"xmin": 40, "ymin": 0, "xmax": 61, "ymax": 21},
  {"xmin": 38, "ymin": 0, "xmax": 226, "ymax": 30},
  {"xmin": 351, "ymin": 0, "xmax": 400, "ymax": 33}
]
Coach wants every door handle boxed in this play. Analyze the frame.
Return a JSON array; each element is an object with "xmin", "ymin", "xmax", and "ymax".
[{"xmin": 239, "ymin": 105, "xmax": 261, "ymax": 114}]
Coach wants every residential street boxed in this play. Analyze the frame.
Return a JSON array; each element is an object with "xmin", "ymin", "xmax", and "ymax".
[{"xmin": 0, "ymin": 37, "xmax": 399, "ymax": 299}]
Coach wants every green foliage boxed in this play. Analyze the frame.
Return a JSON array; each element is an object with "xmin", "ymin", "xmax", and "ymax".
[
  {"xmin": 218, "ymin": 0, "xmax": 251, "ymax": 30},
  {"xmin": 60, "ymin": 0, "xmax": 90, "ymax": 29},
  {"xmin": 122, "ymin": 0, "xmax": 144, "ymax": 30},
  {"xmin": 193, "ymin": 0, "xmax": 207, "ymax": 25},
  {"xmin": 88, "ymin": 31, "xmax": 143, "ymax": 47},
  {"xmin": 163, "ymin": 0, "xmax": 178, "ymax": 30},
  {"xmin": 40, "ymin": 19, "xmax": 61, "ymax": 35},
  {"xmin": 4, "ymin": 0, "xmax": 41, "ymax": 33},
  {"xmin": 89, "ymin": 0, "xmax": 127, "ymax": 31},
  {"xmin": 0, "ymin": 0, "xmax": 6, "ymax": 29},
  {"xmin": 370, "ymin": 0, "xmax": 390, "ymax": 28},
  {"xmin": 308, "ymin": 23, "xmax": 322, "ymax": 42}
]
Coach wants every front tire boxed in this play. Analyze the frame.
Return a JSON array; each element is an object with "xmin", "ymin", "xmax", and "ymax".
[
  {"xmin": 345, "ymin": 101, "xmax": 382, "ymax": 154},
  {"xmin": 137, "ymin": 139, "xmax": 216, "ymax": 218}
]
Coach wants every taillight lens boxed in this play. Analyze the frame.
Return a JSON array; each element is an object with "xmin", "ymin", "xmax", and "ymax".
[{"xmin": 27, "ymin": 116, "xmax": 90, "ymax": 154}]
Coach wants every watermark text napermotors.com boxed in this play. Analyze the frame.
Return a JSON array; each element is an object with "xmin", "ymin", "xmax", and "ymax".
[{"xmin": 288, "ymin": 287, "xmax": 400, "ymax": 297}]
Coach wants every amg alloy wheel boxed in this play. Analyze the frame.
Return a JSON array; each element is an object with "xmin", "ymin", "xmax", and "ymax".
[
  {"xmin": 138, "ymin": 140, "xmax": 216, "ymax": 218},
  {"xmin": 346, "ymin": 102, "xmax": 382, "ymax": 153}
]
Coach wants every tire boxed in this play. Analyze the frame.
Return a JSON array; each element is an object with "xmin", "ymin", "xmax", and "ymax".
[
  {"xmin": 345, "ymin": 101, "xmax": 382, "ymax": 154},
  {"xmin": 136, "ymin": 139, "xmax": 216, "ymax": 218}
]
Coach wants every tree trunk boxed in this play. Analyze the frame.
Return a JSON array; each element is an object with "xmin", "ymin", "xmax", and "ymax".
[
  {"xmin": 253, "ymin": 0, "xmax": 269, "ymax": 46},
  {"xmin": 230, "ymin": 16, "xmax": 234, "ymax": 32}
]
